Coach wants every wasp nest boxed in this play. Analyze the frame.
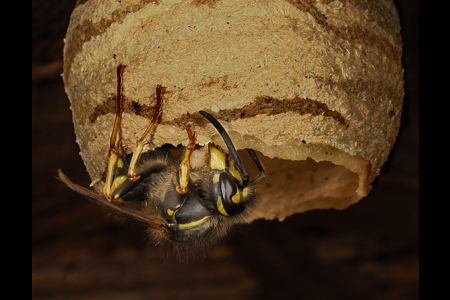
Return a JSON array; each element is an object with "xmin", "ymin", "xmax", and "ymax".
[{"xmin": 63, "ymin": 0, "xmax": 403, "ymax": 222}]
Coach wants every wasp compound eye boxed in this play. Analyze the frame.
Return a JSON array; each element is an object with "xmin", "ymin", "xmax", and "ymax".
[{"xmin": 215, "ymin": 172, "xmax": 242, "ymax": 217}]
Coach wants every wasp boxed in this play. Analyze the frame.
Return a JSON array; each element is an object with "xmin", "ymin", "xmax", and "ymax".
[{"xmin": 59, "ymin": 65, "xmax": 265, "ymax": 252}]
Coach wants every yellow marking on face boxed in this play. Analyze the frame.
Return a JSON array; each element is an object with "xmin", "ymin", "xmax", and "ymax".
[
  {"xmin": 111, "ymin": 175, "xmax": 127, "ymax": 194},
  {"xmin": 229, "ymin": 163, "xmax": 243, "ymax": 182},
  {"xmin": 213, "ymin": 173, "xmax": 220, "ymax": 183},
  {"xmin": 178, "ymin": 216, "xmax": 211, "ymax": 229},
  {"xmin": 209, "ymin": 146, "xmax": 226, "ymax": 170},
  {"xmin": 231, "ymin": 189, "xmax": 241, "ymax": 204},
  {"xmin": 216, "ymin": 196, "xmax": 229, "ymax": 216},
  {"xmin": 167, "ymin": 208, "xmax": 174, "ymax": 216}
]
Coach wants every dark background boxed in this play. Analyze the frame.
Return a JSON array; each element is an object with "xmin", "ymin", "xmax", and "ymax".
[{"xmin": 32, "ymin": 1, "xmax": 419, "ymax": 299}]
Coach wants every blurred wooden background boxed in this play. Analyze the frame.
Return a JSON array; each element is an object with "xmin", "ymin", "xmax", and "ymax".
[{"xmin": 32, "ymin": 1, "xmax": 419, "ymax": 299}]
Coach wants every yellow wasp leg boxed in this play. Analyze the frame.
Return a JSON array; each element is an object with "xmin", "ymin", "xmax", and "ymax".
[
  {"xmin": 127, "ymin": 84, "xmax": 163, "ymax": 181},
  {"xmin": 176, "ymin": 125, "xmax": 196, "ymax": 194},
  {"xmin": 103, "ymin": 65, "xmax": 126, "ymax": 200}
]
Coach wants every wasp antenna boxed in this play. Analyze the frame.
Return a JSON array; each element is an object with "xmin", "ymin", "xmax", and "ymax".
[
  {"xmin": 199, "ymin": 111, "xmax": 249, "ymax": 186},
  {"xmin": 246, "ymin": 149, "xmax": 266, "ymax": 185}
]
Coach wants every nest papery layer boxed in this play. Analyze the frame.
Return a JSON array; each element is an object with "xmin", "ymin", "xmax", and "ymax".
[{"xmin": 63, "ymin": 0, "xmax": 403, "ymax": 221}]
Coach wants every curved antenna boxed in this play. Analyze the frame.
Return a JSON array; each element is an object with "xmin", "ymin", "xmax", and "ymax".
[
  {"xmin": 199, "ymin": 111, "xmax": 265, "ymax": 186},
  {"xmin": 246, "ymin": 149, "xmax": 266, "ymax": 186},
  {"xmin": 199, "ymin": 111, "xmax": 249, "ymax": 186}
]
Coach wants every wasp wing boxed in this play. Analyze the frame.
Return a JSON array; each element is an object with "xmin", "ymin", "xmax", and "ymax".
[{"xmin": 57, "ymin": 169, "xmax": 168, "ymax": 231}]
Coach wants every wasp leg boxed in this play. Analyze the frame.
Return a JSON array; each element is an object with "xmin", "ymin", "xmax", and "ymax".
[
  {"xmin": 127, "ymin": 84, "xmax": 163, "ymax": 181},
  {"xmin": 176, "ymin": 124, "xmax": 196, "ymax": 194},
  {"xmin": 103, "ymin": 65, "xmax": 126, "ymax": 199}
]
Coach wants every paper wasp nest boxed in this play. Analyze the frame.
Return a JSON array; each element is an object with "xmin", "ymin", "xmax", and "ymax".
[{"xmin": 63, "ymin": 0, "xmax": 403, "ymax": 222}]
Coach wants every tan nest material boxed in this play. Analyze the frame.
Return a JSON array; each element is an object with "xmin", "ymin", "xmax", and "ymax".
[{"xmin": 63, "ymin": 0, "xmax": 403, "ymax": 222}]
